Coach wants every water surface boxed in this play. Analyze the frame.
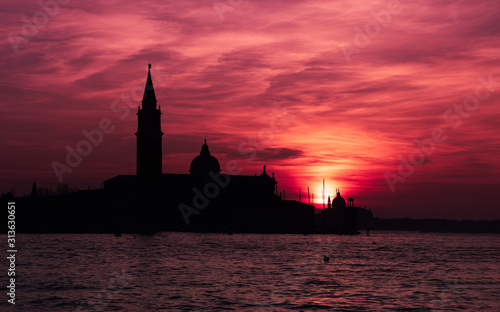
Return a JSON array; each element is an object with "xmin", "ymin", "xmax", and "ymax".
[{"xmin": 2, "ymin": 232, "xmax": 499, "ymax": 311}]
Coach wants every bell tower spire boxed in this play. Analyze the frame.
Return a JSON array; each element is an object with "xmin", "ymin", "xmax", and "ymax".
[
  {"xmin": 136, "ymin": 64, "xmax": 163, "ymax": 181},
  {"xmin": 142, "ymin": 64, "xmax": 157, "ymax": 110}
]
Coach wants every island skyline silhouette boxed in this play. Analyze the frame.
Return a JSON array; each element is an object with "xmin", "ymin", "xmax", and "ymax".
[
  {"xmin": 2, "ymin": 64, "xmax": 499, "ymax": 234},
  {"xmin": 2, "ymin": 65, "xmax": 365, "ymax": 234},
  {"xmin": 2, "ymin": 1, "xmax": 500, "ymax": 222}
]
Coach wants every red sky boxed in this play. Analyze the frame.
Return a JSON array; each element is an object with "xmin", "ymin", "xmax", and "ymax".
[{"xmin": 1, "ymin": 0, "xmax": 499, "ymax": 219}]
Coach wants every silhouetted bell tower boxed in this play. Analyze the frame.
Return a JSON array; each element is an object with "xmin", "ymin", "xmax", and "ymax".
[{"xmin": 136, "ymin": 64, "xmax": 163, "ymax": 180}]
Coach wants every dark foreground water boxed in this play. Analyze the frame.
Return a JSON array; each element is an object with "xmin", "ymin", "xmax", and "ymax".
[{"xmin": 1, "ymin": 232, "xmax": 499, "ymax": 311}]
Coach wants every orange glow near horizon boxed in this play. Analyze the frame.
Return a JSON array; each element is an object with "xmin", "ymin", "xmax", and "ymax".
[{"xmin": 290, "ymin": 178, "xmax": 348, "ymax": 208}]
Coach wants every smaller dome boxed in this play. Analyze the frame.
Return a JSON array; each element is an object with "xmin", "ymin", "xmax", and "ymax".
[
  {"xmin": 190, "ymin": 139, "xmax": 221, "ymax": 177},
  {"xmin": 332, "ymin": 190, "xmax": 346, "ymax": 210}
]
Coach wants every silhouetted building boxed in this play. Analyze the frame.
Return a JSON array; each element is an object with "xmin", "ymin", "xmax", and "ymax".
[
  {"xmin": 136, "ymin": 64, "xmax": 163, "ymax": 182},
  {"xmin": 190, "ymin": 139, "xmax": 221, "ymax": 177},
  {"xmin": 30, "ymin": 182, "xmax": 38, "ymax": 198},
  {"xmin": 316, "ymin": 189, "xmax": 359, "ymax": 234},
  {"xmin": 344, "ymin": 197, "xmax": 357, "ymax": 234},
  {"xmin": 9, "ymin": 64, "xmax": 500, "ymax": 234},
  {"xmin": 103, "ymin": 64, "xmax": 314, "ymax": 233},
  {"xmin": 356, "ymin": 206, "xmax": 373, "ymax": 230},
  {"xmin": 5, "ymin": 64, "xmax": 315, "ymax": 234}
]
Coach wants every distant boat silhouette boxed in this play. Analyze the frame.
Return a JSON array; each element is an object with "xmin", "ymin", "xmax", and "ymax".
[{"xmin": 323, "ymin": 255, "xmax": 329, "ymax": 263}]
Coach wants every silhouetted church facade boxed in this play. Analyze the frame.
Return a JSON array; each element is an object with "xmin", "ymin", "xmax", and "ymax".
[
  {"xmin": 315, "ymin": 190, "xmax": 359, "ymax": 234},
  {"xmin": 104, "ymin": 65, "xmax": 314, "ymax": 233},
  {"xmin": 7, "ymin": 65, "xmax": 362, "ymax": 234}
]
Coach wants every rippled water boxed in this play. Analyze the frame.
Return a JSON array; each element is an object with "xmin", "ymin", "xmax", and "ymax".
[{"xmin": 1, "ymin": 232, "xmax": 499, "ymax": 311}]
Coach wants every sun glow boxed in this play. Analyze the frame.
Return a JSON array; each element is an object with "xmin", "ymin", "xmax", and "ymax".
[{"xmin": 299, "ymin": 179, "xmax": 345, "ymax": 208}]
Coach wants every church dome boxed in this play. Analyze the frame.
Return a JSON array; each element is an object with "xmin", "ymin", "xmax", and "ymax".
[
  {"xmin": 332, "ymin": 189, "xmax": 346, "ymax": 210},
  {"xmin": 190, "ymin": 139, "xmax": 221, "ymax": 177}
]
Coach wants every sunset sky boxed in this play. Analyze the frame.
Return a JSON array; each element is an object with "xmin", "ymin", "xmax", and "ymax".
[{"xmin": 1, "ymin": 0, "xmax": 499, "ymax": 219}]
